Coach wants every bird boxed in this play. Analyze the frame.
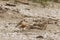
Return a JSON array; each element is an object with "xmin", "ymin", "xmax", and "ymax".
[
  {"xmin": 20, "ymin": 21, "xmax": 27, "ymax": 28},
  {"xmin": 15, "ymin": 20, "xmax": 27, "ymax": 31}
]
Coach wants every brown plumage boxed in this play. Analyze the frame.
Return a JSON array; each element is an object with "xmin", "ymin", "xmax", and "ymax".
[
  {"xmin": 20, "ymin": 21, "xmax": 27, "ymax": 28},
  {"xmin": 16, "ymin": 20, "xmax": 27, "ymax": 29}
]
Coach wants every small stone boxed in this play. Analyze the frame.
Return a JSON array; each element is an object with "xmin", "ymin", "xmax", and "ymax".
[
  {"xmin": 5, "ymin": 26, "xmax": 8, "ymax": 28},
  {"xmin": 5, "ymin": 3, "xmax": 16, "ymax": 7},
  {"xmin": 36, "ymin": 36, "xmax": 44, "ymax": 38}
]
